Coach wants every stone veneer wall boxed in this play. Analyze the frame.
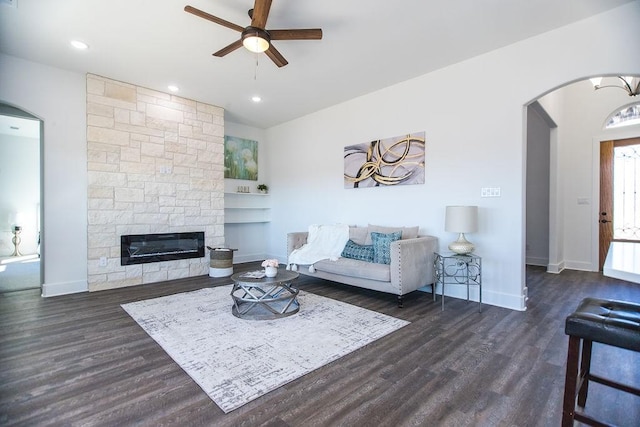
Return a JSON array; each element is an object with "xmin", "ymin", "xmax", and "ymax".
[{"xmin": 86, "ymin": 74, "xmax": 224, "ymax": 291}]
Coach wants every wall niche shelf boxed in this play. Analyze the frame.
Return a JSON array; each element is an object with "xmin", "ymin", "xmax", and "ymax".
[{"xmin": 224, "ymin": 192, "xmax": 271, "ymax": 224}]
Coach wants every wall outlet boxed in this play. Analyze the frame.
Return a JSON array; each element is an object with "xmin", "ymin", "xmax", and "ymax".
[{"xmin": 99, "ymin": 257, "xmax": 107, "ymax": 267}]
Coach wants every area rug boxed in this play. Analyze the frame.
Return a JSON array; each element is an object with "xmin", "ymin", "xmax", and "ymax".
[
  {"xmin": 0, "ymin": 255, "xmax": 40, "ymax": 293},
  {"xmin": 121, "ymin": 286, "xmax": 409, "ymax": 413}
]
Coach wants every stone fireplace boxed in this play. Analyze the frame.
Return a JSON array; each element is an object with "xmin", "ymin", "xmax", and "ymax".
[{"xmin": 86, "ymin": 74, "xmax": 224, "ymax": 291}]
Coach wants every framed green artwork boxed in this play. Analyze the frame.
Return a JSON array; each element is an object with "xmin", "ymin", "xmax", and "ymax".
[{"xmin": 224, "ymin": 136, "xmax": 258, "ymax": 181}]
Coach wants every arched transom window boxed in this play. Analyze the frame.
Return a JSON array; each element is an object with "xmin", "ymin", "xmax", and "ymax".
[{"xmin": 605, "ymin": 102, "xmax": 640, "ymax": 129}]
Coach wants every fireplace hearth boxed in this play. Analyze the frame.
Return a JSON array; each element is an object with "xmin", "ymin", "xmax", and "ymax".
[{"xmin": 121, "ymin": 232, "xmax": 205, "ymax": 265}]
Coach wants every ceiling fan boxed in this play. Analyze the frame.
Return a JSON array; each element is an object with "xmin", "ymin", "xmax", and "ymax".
[{"xmin": 184, "ymin": 0, "xmax": 323, "ymax": 68}]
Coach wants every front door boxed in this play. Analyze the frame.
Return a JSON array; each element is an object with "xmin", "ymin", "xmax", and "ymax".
[{"xmin": 599, "ymin": 137, "xmax": 640, "ymax": 270}]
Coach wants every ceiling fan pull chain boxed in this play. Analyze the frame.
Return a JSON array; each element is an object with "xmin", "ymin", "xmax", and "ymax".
[{"xmin": 254, "ymin": 55, "xmax": 259, "ymax": 81}]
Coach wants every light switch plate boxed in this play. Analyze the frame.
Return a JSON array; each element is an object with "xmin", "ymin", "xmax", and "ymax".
[{"xmin": 481, "ymin": 187, "xmax": 501, "ymax": 197}]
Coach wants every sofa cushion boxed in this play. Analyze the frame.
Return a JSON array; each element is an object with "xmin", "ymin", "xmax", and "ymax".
[
  {"xmin": 365, "ymin": 224, "xmax": 419, "ymax": 244},
  {"xmin": 371, "ymin": 231, "xmax": 402, "ymax": 264},
  {"xmin": 314, "ymin": 258, "xmax": 391, "ymax": 282},
  {"xmin": 349, "ymin": 226, "xmax": 369, "ymax": 245},
  {"xmin": 341, "ymin": 239, "xmax": 375, "ymax": 262}
]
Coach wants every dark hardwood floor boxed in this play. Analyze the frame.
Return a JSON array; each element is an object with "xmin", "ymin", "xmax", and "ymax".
[{"xmin": 1, "ymin": 264, "xmax": 639, "ymax": 426}]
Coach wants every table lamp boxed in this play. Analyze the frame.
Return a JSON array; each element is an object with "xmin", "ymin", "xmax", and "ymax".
[{"xmin": 445, "ymin": 205, "xmax": 478, "ymax": 255}]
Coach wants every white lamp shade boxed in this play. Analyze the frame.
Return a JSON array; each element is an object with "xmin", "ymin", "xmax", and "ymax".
[{"xmin": 445, "ymin": 206, "xmax": 478, "ymax": 233}]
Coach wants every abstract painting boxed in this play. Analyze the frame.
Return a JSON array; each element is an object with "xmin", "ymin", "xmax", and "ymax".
[
  {"xmin": 224, "ymin": 136, "xmax": 258, "ymax": 181},
  {"xmin": 344, "ymin": 132, "xmax": 425, "ymax": 189}
]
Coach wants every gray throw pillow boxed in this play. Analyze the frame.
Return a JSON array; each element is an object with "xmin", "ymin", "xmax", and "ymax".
[{"xmin": 365, "ymin": 224, "xmax": 419, "ymax": 244}]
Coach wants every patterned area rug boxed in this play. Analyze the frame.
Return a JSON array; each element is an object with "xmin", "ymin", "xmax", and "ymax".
[{"xmin": 122, "ymin": 286, "xmax": 409, "ymax": 413}]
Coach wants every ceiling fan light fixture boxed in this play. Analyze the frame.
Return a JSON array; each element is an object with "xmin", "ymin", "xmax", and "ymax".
[{"xmin": 242, "ymin": 27, "xmax": 270, "ymax": 53}]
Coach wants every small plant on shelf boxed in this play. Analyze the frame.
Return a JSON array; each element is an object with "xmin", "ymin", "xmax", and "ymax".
[{"xmin": 257, "ymin": 184, "xmax": 268, "ymax": 193}]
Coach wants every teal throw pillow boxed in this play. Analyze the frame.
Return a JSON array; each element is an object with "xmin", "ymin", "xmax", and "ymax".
[
  {"xmin": 341, "ymin": 239, "xmax": 375, "ymax": 262},
  {"xmin": 371, "ymin": 231, "xmax": 402, "ymax": 264}
]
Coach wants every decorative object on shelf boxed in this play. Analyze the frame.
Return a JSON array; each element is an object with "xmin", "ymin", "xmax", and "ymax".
[
  {"xmin": 11, "ymin": 225, "xmax": 23, "ymax": 257},
  {"xmin": 344, "ymin": 131, "xmax": 425, "ymax": 189},
  {"xmin": 236, "ymin": 186, "xmax": 250, "ymax": 193},
  {"xmin": 590, "ymin": 76, "xmax": 639, "ymax": 97},
  {"xmin": 257, "ymin": 184, "xmax": 268, "ymax": 193},
  {"xmin": 261, "ymin": 258, "xmax": 279, "ymax": 277},
  {"xmin": 445, "ymin": 205, "xmax": 478, "ymax": 255}
]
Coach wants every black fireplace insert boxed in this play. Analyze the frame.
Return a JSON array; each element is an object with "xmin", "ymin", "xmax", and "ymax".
[{"xmin": 120, "ymin": 232, "xmax": 205, "ymax": 265}]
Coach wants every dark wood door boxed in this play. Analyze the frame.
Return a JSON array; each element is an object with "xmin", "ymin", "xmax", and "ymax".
[
  {"xmin": 599, "ymin": 140, "xmax": 613, "ymax": 270},
  {"xmin": 599, "ymin": 137, "xmax": 640, "ymax": 270}
]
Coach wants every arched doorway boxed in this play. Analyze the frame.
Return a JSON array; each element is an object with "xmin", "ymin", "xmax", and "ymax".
[
  {"xmin": 0, "ymin": 102, "xmax": 44, "ymax": 292},
  {"xmin": 525, "ymin": 77, "xmax": 640, "ymax": 276}
]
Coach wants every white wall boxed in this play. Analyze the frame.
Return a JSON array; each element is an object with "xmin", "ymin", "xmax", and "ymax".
[
  {"xmin": 223, "ymin": 121, "xmax": 269, "ymax": 262},
  {"xmin": 0, "ymin": 133, "xmax": 40, "ymax": 256},
  {"xmin": 537, "ymin": 89, "xmax": 565, "ymax": 272},
  {"xmin": 525, "ymin": 104, "xmax": 551, "ymax": 267},
  {"xmin": 0, "ymin": 54, "xmax": 88, "ymax": 296},
  {"xmin": 265, "ymin": 2, "xmax": 640, "ymax": 310}
]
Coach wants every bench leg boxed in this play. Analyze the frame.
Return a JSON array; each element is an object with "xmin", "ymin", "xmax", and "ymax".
[
  {"xmin": 562, "ymin": 335, "xmax": 581, "ymax": 426},
  {"xmin": 397, "ymin": 295, "xmax": 404, "ymax": 308},
  {"xmin": 578, "ymin": 339, "xmax": 593, "ymax": 407}
]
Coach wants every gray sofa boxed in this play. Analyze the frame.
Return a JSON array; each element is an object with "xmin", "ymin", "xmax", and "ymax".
[{"xmin": 287, "ymin": 225, "xmax": 438, "ymax": 307}]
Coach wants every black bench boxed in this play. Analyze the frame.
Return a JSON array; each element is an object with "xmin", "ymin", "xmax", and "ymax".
[{"xmin": 562, "ymin": 297, "xmax": 640, "ymax": 426}]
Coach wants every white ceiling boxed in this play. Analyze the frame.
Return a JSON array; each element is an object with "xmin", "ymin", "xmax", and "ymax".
[{"xmin": 0, "ymin": 0, "xmax": 635, "ymax": 129}]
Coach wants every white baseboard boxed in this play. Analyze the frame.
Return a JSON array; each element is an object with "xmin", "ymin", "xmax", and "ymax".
[
  {"xmin": 427, "ymin": 283, "xmax": 526, "ymax": 311},
  {"xmin": 42, "ymin": 280, "xmax": 87, "ymax": 297},
  {"xmin": 564, "ymin": 260, "xmax": 596, "ymax": 272},
  {"xmin": 526, "ymin": 256, "xmax": 548, "ymax": 267},
  {"xmin": 232, "ymin": 254, "xmax": 263, "ymax": 263},
  {"xmin": 547, "ymin": 261, "xmax": 565, "ymax": 274}
]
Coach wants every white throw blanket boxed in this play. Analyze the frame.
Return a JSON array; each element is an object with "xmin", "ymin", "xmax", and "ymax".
[{"xmin": 288, "ymin": 224, "xmax": 350, "ymax": 267}]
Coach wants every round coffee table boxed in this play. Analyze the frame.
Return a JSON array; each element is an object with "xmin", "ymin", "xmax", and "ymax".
[{"xmin": 230, "ymin": 269, "xmax": 300, "ymax": 320}]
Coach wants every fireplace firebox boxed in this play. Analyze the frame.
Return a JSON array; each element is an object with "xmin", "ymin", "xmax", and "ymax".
[{"xmin": 120, "ymin": 232, "xmax": 205, "ymax": 265}]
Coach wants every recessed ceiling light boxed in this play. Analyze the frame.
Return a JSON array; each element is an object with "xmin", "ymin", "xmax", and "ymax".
[
  {"xmin": 251, "ymin": 96, "xmax": 262, "ymax": 103},
  {"xmin": 70, "ymin": 40, "xmax": 89, "ymax": 50},
  {"xmin": 168, "ymin": 85, "xmax": 179, "ymax": 93}
]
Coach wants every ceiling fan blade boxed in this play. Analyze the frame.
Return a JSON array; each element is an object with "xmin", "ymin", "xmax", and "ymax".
[
  {"xmin": 184, "ymin": 5, "xmax": 244, "ymax": 33},
  {"xmin": 251, "ymin": 0, "xmax": 272, "ymax": 29},
  {"xmin": 213, "ymin": 39, "xmax": 243, "ymax": 57},
  {"xmin": 269, "ymin": 29, "xmax": 323, "ymax": 40},
  {"xmin": 264, "ymin": 44, "xmax": 288, "ymax": 68}
]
